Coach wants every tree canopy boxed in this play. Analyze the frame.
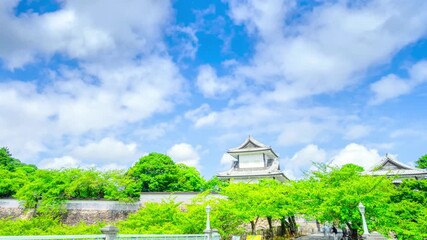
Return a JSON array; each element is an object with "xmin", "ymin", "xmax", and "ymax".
[
  {"xmin": 0, "ymin": 147, "xmax": 36, "ymax": 172},
  {"xmin": 415, "ymin": 154, "xmax": 427, "ymax": 169},
  {"xmin": 126, "ymin": 153, "xmax": 206, "ymax": 192},
  {"xmin": 0, "ymin": 147, "xmax": 426, "ymax": 239}
]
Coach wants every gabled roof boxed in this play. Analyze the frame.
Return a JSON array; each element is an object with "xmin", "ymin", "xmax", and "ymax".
[
  {"xmin": 364, "ymin": 154, "xmax": 427, "ymax": 177},
  {"xmin": 227, "ymin": 135, "xmax": 279, "ymax": 158},
  {"xmin": 369, "ymin": 154, "xmax": 416, "ymax": 171},
  {"xmin": 231, "ymin": 135, "xmax": 268, "ymax": 149}
]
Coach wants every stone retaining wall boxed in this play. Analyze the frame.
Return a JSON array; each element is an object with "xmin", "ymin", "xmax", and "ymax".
[
  {"xmin": 0, "ymin": 193, "xmax": 216, "ymax": 224},
  {"xmin": 0, "ymin": 199, "xmax": 140, "ymax": 224},
  {"xmin": 0, "ymin": 194, "xmax": 318, "ymax": 234}
]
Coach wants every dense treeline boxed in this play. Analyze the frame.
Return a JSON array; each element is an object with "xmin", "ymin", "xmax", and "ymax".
[
  {"xmin": 0, "ymin": 147, "xmax": 426, "ymax": 239},
  {"xmin": 0, "ymin": 148, "xmax": 220, "ymax": 216}
]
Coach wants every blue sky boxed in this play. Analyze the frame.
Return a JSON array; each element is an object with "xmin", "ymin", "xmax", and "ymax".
[{"xmin": 1, "ymin": 0, "xmax": 427, "ymax": 179}]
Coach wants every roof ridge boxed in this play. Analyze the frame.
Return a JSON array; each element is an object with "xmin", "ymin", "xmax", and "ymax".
[
  {"xmin": 231, "ymin": 135, "xmax": 269, "ymax": 150},
  {"xmin": 369, "ymin": 154, "xmax": 419, "ymax": 171}
]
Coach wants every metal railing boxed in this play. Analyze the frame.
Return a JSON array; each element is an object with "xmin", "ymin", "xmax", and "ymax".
[
  {"xmin": 117, "ymin": 234, "xmax": 209, "ymax": 240},
  {"xmin": 0, "ymin": 205, "xmax": 219, "ymax": 240},
  {"xmin": 0, "ymin": 234, "xmax": 211, "ymax": 240},
  {"xmin": 0, "ymin": 235, "xmax": 105, "ymax": 240}
]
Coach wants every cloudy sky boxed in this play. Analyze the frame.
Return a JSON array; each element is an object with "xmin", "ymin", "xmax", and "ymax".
[{"xmin": 1, "ymin": 0, "xmax": 426, "ymax": 179}]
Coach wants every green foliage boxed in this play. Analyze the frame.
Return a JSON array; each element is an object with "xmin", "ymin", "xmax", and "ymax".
[
  {"xmin": 0, "ymin": 216, "xmax": 103, "ymax": 235},
  {"xmin": 118, "ymin": 200, "xmax": 186, "ymax": 234},
  {"xmin": 0, "ymin": 167, "xmax": 32, "ymax": 198},
  {"xmin": 0, "ymin": 147, "xmax": 36, "ymax": 171},
  {"xmin": 295, "ymin": 164, "xmax": 396, "ymax": 238},
  {"xmin": 15, "ymin": 169, "xmax": 68, "ymax": 216},
  {"xmin": 415, "ymin": 154, "xmax": 427, "ymax": 169},
  {"xmin": 1, "ymin": 147, "xmax": 426, "ymax": 238},
  {"xmin": 127, "ymin": 153, "xmax": 206, "ymax": 192},
  {"xmin": 378, "ymin": 179, "xmax": 427, "ymax": 239},
  {"xmin": 173, "ymin": 164, "xmax": 206, "ymax": 192},
  {"xmin": 221, "ymin": 182, "xmax": 263, "ymax": 225},
  {"xmin": 118, "ymin": 195, "xmax": 244, "ymax": 237},
  {"xmin": 185, "ymin": 193, "xmax": 245, "ymax": 238},
  {"xmin": 204, "ymin": 176, "xmax": 229, "ymax": 192},
  {"xmin": 220, "ymin": 179, "xmax": 299, "ymax": 236},
  {"xmin": 101, "ymin": 170, "xmax": 140, "ymax": 201},
  {"xmin": 0, "ymin": 147, "xmax": 37, "ymax": 198},
  {"xmin": 13, "ymin": 168, "xmax": 141, "ymax": 216}
]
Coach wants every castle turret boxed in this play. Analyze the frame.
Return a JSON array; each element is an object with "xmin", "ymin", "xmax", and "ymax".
[{"xmin": 217, "ymin": 136, "xmax": 288, "ymax": 182}]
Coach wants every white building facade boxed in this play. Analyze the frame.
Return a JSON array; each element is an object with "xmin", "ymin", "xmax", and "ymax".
[
  {"xmin": 363, "ymin": 154, "xmax": 427, "ymax": 184},
  {"xmin": 217, "ymin": 136, "xmax": 289, "ymax": 182}
]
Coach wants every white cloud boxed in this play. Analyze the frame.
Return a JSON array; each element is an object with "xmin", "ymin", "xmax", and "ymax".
[
  {"xmin": 196, "ymin": 65, "xmax": 234, "ymax": 98},
  {"xmin": 370, "ymin": 61, "xmax": 427, "ymax": 104},
  {"xmin": 344, "ymin": 125, "xmax": 371, "ymax": 140},
  {"xmin": 330, "ymin": 143, "xmax": 382, "ymax": 170},
  {"xmin": 226, "ymin": 0, "xmax": 427, "ymax": 102},
  {"xmin": 283, "ymin": 144, "xmax": 327, "ymax": 180},
  {"xmin": 186, "ymin": 0, "xmax": 427, "ymax": 148},
  {"xmin": 220, "ymin": 153, "xmax": 236, "ymax": 166},
  {"xmin": 167, "ymin": 143, "xmax": 201, "ymax": 169},
  {"xmin": 169, "ymin": 26, "xmax": 199, "ymax": 60},
  {"xmin": 38, "ymin": 138, "xmax": 140, "ymax": 170},
  {"xmin": 0, "ymin": 1, "xmax": 185, "ymax": 164},
  {"xmin": 410, "ymin": 61, "xmax": 427, "ymax": 83},
  {"xmin": 185, "ymin": 104, "xmax": 219, "ymax": 128},
  {"xmin": 369, "ymin": 74, "xmax": 412, "ymax": 104},
  {"xmin": 390, "ymin": 128, "xmax": 424, "ymax": 139},
  {"xmin": 277, "ymin": 121, "xmax": 325, "ymax": 146},
  {"xmin": 39, "ymin": 156, "xmax": 84, "ymax": 169},
  {"xmin": 0, "ymin": 0, "xmax": 171, "ymax": 69},
  {"xmin": 71, "ymin": 137, "xmax": 140, "ymax": 165},
  {"xmin": 0, "ymin": 57, "xmax": 184, "ymax": 162}
]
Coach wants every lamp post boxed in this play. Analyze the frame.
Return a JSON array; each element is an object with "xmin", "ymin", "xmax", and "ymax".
[
  {"xmin": 204, "ymin": 205, "xmax": 212, "ymax": 240},
  {"xmin": 358, "ymin": 202, "xmax": 370, "ymax": 236},
  {"xmin": 205, "ymin": 205, "xmax": 211, "ymax": 231}
]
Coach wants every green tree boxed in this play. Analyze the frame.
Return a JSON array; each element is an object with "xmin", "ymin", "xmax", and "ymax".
[
  {"xmin": 257, "ymin": 180, "xmax": 299, "ymax": 237},
  {"xmin": 219, "ymin": 180, "xmax": 300, "ymax": 238},
  {"xmin": 297, "ymin": 164, "xmax": 396, "ymax": 239},
  {"xmin": 173, "ymin": 164, "xmax": 206, "ymax": 192},
  {"xmin": 127, "ymin": 153, "xmax": 206, "ymax": 192},
  {"xmin": 118, "ymin": 200, "xmax": 186, "ymax": 234},
  {"xmin": 101, "ymin": 170, "xmax": 140, "ymax": 201},
  {"xmin": 0, "ymin": 147, "xmax": 36, "ymax": 198},
  {"xmin": 204, "ymin": 176, "xmax": 229, "ymax": 192},
  {"xmin": 378, "ymin": 179, "xmax": 427, "ymax": 239},
  {"xmin": 221, "ymin": 182, "xmax": 266, "ymax": 234},
  {"xmin": 0, "ymin": 167, "xmax": 31, "ymax": 197},
  {"xmin": 415, "ymin": 154, "xmax": 427, "ymax": 169},
  {"xmin": 0, "ymin": 147, "xmax": 36, "ymax": 171},
  {"xmin": 0, "ymin": 147, "xmax": 22, "ymax": 171},
  {"xmin": 63, "ymin": 168, "xmax": 105, "ymax": 199},
  {"xmin": 0, "ymin": 216, "xmax": 102, "ymax": 236},
  {"xmin": 15, "ymin": 169, "xmax": 69, "ymax": 216},
  {"xmin": 127, "ymin": 153, "xmax": 180, "ymax": 192},
  {"xmin": 184, "ymin": 193, "xmax": 245, "ymax": 238}
]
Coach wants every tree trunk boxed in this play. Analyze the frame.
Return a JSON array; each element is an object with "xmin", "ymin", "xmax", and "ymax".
[
  {"xmin": 346, "ymin": 222, "xmax": 359, "ymax": 240},
  {"xmin": 267, "ymin": 216, "xmax": 274, "ymax": 238},
  {"xmin": 250, "ymin": 220, "xmax": 256, "ymax": 235},
  {"xmin": 250, "ymin": 217, "xmax": 259, "ymax": 235},
  {"xmin": 279, "ymin": 217, "xmax": 287, "ymax": 236},
  {"xmin": 288, "ymin": 216, "xmax": 298, "ymax": 236}
]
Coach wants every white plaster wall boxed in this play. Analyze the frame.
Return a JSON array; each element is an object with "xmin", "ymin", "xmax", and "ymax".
[
  {"xmin": 0, "ymin": 199, "xmax": 139, "ymax": 211},
  {"xmin": 239, "ymin": 153, "xmax": 264, "ymax": 168},
  {"xmin": 139, "ymin": 192, "xmax": 225, "ymax": 205},
  {"xmin": 0, "ymin": 193, "xmax": 224, "ymax": 211},
  {"xmin": 66, "ymin": 200, "xmax": 140, "ymax": 211},
  {"xmin": 0, "ymin": 199, "xmax": 22, "ymax": 208}
]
